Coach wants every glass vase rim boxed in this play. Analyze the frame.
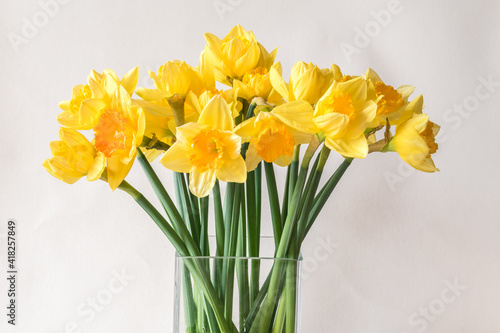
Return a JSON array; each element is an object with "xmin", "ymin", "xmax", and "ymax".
[{"xmin": 174, "ymin": 252, "xmax": 303, "ymax": 262}]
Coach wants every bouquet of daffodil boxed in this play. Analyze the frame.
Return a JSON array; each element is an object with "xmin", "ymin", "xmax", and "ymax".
[{"xmin": 44, "ymin": 25, "xmax": 440, "ymax": 333}]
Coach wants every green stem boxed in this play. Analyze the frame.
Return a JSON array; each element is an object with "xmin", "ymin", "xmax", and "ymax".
[
  {"xmin": 285, "ymin": 241, "xmax": 298, "ymax": 332},
  {"xmin": 237, "ymin": 189, "xmax": 250, "ymax": 332},
  {"xmin": 304, "ymin": 157, "xmax": 353, "ymax": 238},
  {"xmin": 212, "ymin": 181, "xmax": 225, "ymax": 299},
  {"xmin": 199, "ymin": 196, "xmax": 210, "ymax": 256},
  {"xmin": 136, "ymin": 150, "xmax": 200, "ymax": 257},
  {"xmin": 223, "ymin": 183, "xmax": 243, "ymax": 323},
  {"xmin": 272, "ymin": 290, "xmax": 287, "ymax": 333},
  {"xmin": 173, "ymin": 174, "xmax": 199, "ymax": 333},
  {"xmin": 246, "ymin": 170, "xmax": 260, "ymax": 307},
  {"xmin": 134, "ymin": 150, "xmax": 233, "ymax": 332},
  {"xmin": 296, "ymin": 145, "xmax": 330, "ymax": 246},
  {"xmin": 173, "ymin": 173, "xmax": 200, "ymax": 248},
  {"xmin": 250, "ymin": 139, "xmax": 319, "ymax": 333},
  {"xmin": 182, "ymin": 265, "xmax": 197, "ymax": 333},
  {"xmin": 264, "ymin": 162, "xmax": 282, "ymax": 248},
  {"xmin": 289, "ymin": 146, "xmax": 300, "ymax": 208}
]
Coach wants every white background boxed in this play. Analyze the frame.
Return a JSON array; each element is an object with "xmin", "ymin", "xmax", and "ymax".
[{"xmin": 1, "ymin": 0, "xmax": 500, "ymax": 332}]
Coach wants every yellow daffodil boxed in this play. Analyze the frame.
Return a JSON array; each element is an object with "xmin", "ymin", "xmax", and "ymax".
[
  {"xmin": 57, "ymin": 67, "xmax": 138, "ymax": 129},
  {"xmin": 387, "ymin": 111, "xmax": 440, "ymax": 172},
  {"xmin": 136, "ymin": 60, "xmax": 206, "ymax": 101},
  {"xmin": 93, "ymin": 86, "xmax": 145, "ymax": 190},
  {"xmin": 204, "ymin": 25, "xmax": 277, "ymax": 85},
  {"xmin": 160, "ymin": 96, "xmax": 246, "ymax": 197},
  {"xmin": 314, "ymin": 77, "xmax": 378, "ymax": 158},
  {"xmin": 363, "ymin": 68, "xmax": 414, "ymax": 126},
  {"xmin": 233, "ymin": 63, "xmax": 283, "ymax": 105},
  {"xmin": 270, "ymin": 61, "xmax": 335, "ymax": 105},
  {"xmin": 136, "ymin": 60, "xmax": 212, "ymax": 126},
  {"xmin": 43, "ymin": 128, "xmax": 105, "ymax": 184},
  {"xmin": 235, "ymin": 101, "xmax": 317, "ymax": 170}
]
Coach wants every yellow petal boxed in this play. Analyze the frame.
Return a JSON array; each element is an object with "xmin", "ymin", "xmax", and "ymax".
[
  {"xmin": 199, "ymin": 48, "xmax": 216, "ymax": 89},
  {"xmin": 112, "ymin": 86, "xmax": 132, "ymax": 113},
  {"xmin": 345, "ymin": 100, "xmax": 377, "ymax": 139},
  {"xmin": 397, "ymin": 85, "xmax": 415, "ymax": 101},
  {"xmin": 57, "ymin": 112, "xmax": 82, "ymax": 129},
  {"xmin": 397, "ymin": 95, "xmax": 424, "ymax": 125},
  {"xmin": 121, "ymin": 66, "xmax": 139, "ymax": 96},
  {"xmin": 270, "ymin": 62, "xmax": 289, "ymax": 100},
  {"xmin": 274, "ymin": 154, "xmax": 293, "ymax": 167},
  {"xmin": 132, "ymin": 99, "xmax": 172, "ymax": 117},
  {"xmin": 313, "ymin": 113, "xmax": 350, "ymax": 139},
  {"xmin": 217, "ymin": 156, "xmax": 247, "ymax": 183},
  {"xmin": 232, "ymin": 79, "xmax": 253, "ymax": 100},
  {"xmin": 132, "ymin": 105, "xmax": 146, "ymax": 146},
  {"xmin": 271, "ymin": 100, "xmax": 317, "ymax": 133},
  {"xmin": 245, "ymin": 144, "xmax": 262, "ymax": 172},
  {"xmin": 43, "ymin": 158, "xmax": 82, "ymax": 184},
  {"xmin": 364, "ymin": 68, "xmax": 382, "ymax": 82},
  {"xmin": 235, "ymin": 42, "xmax": 260, "ymax": 77},
  {"xmin": 136, "ymin": 88, "xmax": 171, "ymax": 101},
  {"xmin": 189, "ymin": 168, "xmax": 217, "ymax": 198},
  {"xmin": 204, "ymin": 32, "xmax": 223, "ymax": 53},
  {"xmin": 337, "ymin": 77, "xmax": 366, "ymax": 101},
  {"xmin": 160, "ymin": 143, "xmax": 192, "ymax": 173},
  {"xmin": 288, "ymin": 128, "xmax": 315, "ymax": 145},
  {"xmin": 88, "ymin": 77, "xmax": 106, "ymax": 99},
  {"xmin": 186, "ymin": 91, "xmax": 202, "ymax": 114},
  {"xmin": 331, "ymin": 64, "xmax": 343, "ymax": 81},
  {"xmin": 234, "ymin": 117, "xmax": 257, "ymax": 142},
  {"xmin": 326, "ymin": 134, "xmax": 368, "ymax": 159},
  {"xmin": 59, "ymin": 128, "xmax": 93, "ymax": 151},
  {"xmin": 107, "ymin": 152, "xmax": 136, "ymax": 190},
  {"xmin": 87, "ymin": 152, "xmax": 106, "ymax": 181},
  {"xmin": 79, "ymin": 99, "xmax": 107, "ymax": 129},
  {"xmin": 176, "ymin": 122, "xmax": 206, "ymax": 144},
  {"xmin": 198, "ymin": 95, "xmax": 233, "ymax": 131},
  {"xmin": 292, "ymin": 67, "xmax": 325, "ymax": 104},
  {"xmin": 58, "ymin": 100, "xmax": 70, "ymax": 112},
  {"xmin": 101, "ymin": 71, "xmax": 120, "ymax": 97}
]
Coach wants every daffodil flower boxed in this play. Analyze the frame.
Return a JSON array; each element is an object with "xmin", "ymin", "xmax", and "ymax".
[
  {"xmin": 235, "ymin": 101, "xmax": 317, "ymax": 170},
  {"xmin": 57, "ymin": 67, "xmax": 138, "ymax": 129},
  {"xmin": 160, "ymin": 96, "xmax": 246, "ymax": 197},
  {"xmin": 363, "ymin": 68, "xmax": 415, "ymax": 126},
  {"xmin": 93, "ymin": 86, "xmax": 145, "ymax": 189},
  {"xmin": 270, "ymin": 61, "xmax": 335, "ymax": 105},
  {"xmin": 204, "ymin": 25, "xmax": 277, "ymax": 85},
  {"xmin": 387, "ymin": 112, "xmax": 440, "ymax": 172},
  {"xmin": 233, "ymin": 63, "xmax": 284, "ymax": 105},
  {"xmin": 136, "ymin": 59, "xmax": 213, "ymax": 127},
  {"xmin": 43, "ymin": 128, "xmax": 105, "ymax": 184},
  {"xmin": 136, "ymin": 61, "xmax": 207, "ymax": 101},
  {"xmin": 314, "ymin": 77, "xmax": 378, "ymax": 158}
]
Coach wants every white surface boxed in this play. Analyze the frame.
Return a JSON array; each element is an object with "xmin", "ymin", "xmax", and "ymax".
[{"xmin": 1, "ymin": 0, "xmax": 499, "ymax": 332}]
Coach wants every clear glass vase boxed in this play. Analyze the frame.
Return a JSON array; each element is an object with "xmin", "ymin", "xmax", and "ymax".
[{"xmin": 173, "ymin": 238, "xmax": 302, "ymax": 333}]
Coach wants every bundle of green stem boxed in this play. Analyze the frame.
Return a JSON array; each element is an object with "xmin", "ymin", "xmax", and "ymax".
[{"xmin": 117, "ymin": 117, "xmax": 353, "ymax": 332}]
